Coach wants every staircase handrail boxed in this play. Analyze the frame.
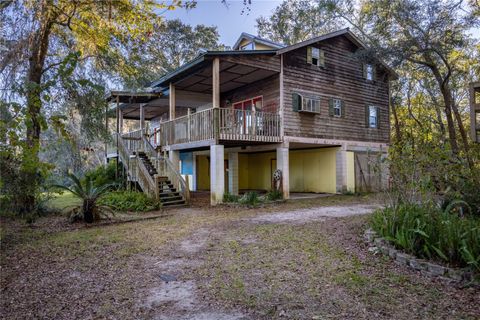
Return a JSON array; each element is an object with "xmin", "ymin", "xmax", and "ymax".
[
  {"xmin": 118, "ymin": 133, "xmax": 157, "ymax": 198},
  {"xmin": 160, "ymin": 154, "xmax": 191, "ymax": 203}
]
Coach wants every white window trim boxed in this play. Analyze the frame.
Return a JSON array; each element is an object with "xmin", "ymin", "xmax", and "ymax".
[
  {"xmin": 368, "ymin": 105, "xmax": 378, "ymax": 128},
  {"xmin": 366, "ymin": 64, "xmax": 374, "ymax": 81},
  {"xmin": 298, "ymin": 93, "xmax": 321, "ymax": 114},
  {"xmin": 333, "ymin": 98, "xmax": 342, "ymax": 117}
]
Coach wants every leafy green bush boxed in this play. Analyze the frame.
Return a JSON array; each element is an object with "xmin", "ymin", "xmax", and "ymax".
[
  {"xmin": 99, "ymin": 191, "xmax": 159, "ymax": 212},
  {"xmin": 85, "ymin": 162, "xmax": 118, "ymax": 188},
  {"xmin": 223, "ymin": 192, "xmax": 240, "ymax": 203},
  {"xmin": 266, "ymin": 189, "xmax": 283, "ymax": 201},
  {"xmin": 239, "ymin": 191, "xmax": 260, "ymax": 206},
  {"xmin": 52, "ymin": 173, "xmax": 116, "ymax": 223},
  {"xmin": 371, "ymin": 203, "xmax": 480, "ymax": 271}
]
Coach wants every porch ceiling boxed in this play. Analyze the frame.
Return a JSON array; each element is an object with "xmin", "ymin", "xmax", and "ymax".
[{"xmin": 173, "ymin": 60, "xmax": 278, "ymax": 94}]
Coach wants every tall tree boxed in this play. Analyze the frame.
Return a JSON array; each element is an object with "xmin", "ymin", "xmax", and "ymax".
[
  {"xmin": 255, "ymin": 0, "xmax": 344, "ymax": 45},
  {"xmin": 0, "ymin": 0, "xmax": 181, "ymax": 212},
  {"xmin": 124, "ymin": 19, "xmax": 228, "ymax": 89}
]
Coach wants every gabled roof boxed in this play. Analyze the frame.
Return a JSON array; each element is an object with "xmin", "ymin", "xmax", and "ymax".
[
  {"xmin": 232, "ymin": 32, "xmax": 285, "ymax": 50},
  {"xmin": 277, "ymin": 28, "xmax": 398, "ymax": 79}
]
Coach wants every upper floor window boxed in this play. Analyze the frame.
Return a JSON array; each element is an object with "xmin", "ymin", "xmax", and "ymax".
[
  {"xmin": 240, "ymin": 42, "xmax": 255, "ymax": 50},
  {"xmin": 292, "ymin": 92, "xmax": 320, "ymax": 113},
  {"xmin": 307, "ymin": 47, "xmax": 325, "ymax": 67},
  {"xmin": 328, "ymin": 98, "xmax": 344, "ymax": 117},
  {"xmin": 364, "ymin": 63, "xmax": 375, "ymax": 81},
  {"xmin": 367, "ymin": 105, "xmax": 378, "ymax": 128},
  {"xmin": 333, "ymin": 99, "xmax": 342, "ymax": 117}
]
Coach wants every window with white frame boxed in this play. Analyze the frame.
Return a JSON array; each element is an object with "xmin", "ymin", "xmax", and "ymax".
[
  {"xmin": 333, "ymin": 99, "xmax": 342, "ymax": 117},
  {"xmin": 369, "ymin": 105, "xmax": 378, "ymax": 128},
  {"xmin": 307, "ymin": 47, "xmax": 325, "ymax": 67},
  {"xmin": 303, "ymin": 96, "xmax": 320, "ymax": 113},
  {"xmin": 366, "ymin": 64, "xmax": 374, "ymax": 80}
]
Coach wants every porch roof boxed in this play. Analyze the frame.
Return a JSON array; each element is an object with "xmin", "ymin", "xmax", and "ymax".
[{"xmin": 149, "ymin": 50, "xmax": 278, "ymax": 93}]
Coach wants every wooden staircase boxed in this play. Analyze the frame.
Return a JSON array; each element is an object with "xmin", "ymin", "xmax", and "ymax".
[
  {"xmin": 114, "ymin": 131, "xmax": 190, "ymax": 208},
  {"xmin": 137, "ymin": 152, "xmax": 186, "ymax": 207}
]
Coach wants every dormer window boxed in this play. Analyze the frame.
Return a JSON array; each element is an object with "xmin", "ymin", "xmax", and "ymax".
[
  {"xmin": 240, "ymin": 42, "xmax": 255, "ymax": 50},
  {"xmin": 307, "ymin": 47, "xmax": 325, "ymax": 67}
]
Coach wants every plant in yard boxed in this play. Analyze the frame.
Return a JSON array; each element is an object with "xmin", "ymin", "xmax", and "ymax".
[
  {"xmin": 370, "ymin": 203, "xmax": 480, "ymax": 271},
  {"xmin": 52, "ymin": 173, "xmax": 116, "ymax": 223},
  {"xmin": 223, "ymin": 192, "xmax": 240, "ymax": 203},
  {"xmin": 239, "ymin": 191, "xmax": 260, "ymax": 206},
  {"xmin": 266, "ymin": 189, "xmax": 283, "ymax": 201},
  {"xmin": 99, "ymin": 191, "xmax": 159, "ymax": 212}
]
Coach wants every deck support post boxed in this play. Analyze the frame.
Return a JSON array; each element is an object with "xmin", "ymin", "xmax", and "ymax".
[
  {"xmin": 169, "ymin": 150, "xmax": 180, "ymax": 191},
  {"xmin": 276, "ymin": 147, "xmax": 289, "ymax": 199},
  {"xmin": 210, "ymin": 144, "xmax": 224, "ymax": 205},
  {"xmin": 336, "ymin": 146, "xmax": 357, "ymax": 193},
  {"xmin": 140, "ymin": 103, "xmax": 146, "ymax": 150},
  {"xmin": 119, "ymin": 109, "xmax": 124, "ymax": 135},
  {"xmin": 169, "ymin": 150, "xmax": 180, "ymax": 172},
  {"xmin": 169, "ymin": 83, "xmax": 176, "ymax": 120},
  {"xmin": 212, "ymin": 57, "xmax": 220, "ymax": 142},
  {"xmin": 228, "ymin": 152, "xmax": 239, "ymax": 195}
]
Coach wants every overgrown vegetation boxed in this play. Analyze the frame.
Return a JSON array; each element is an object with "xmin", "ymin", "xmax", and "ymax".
[
  {"xmin": 84, "ymin": 161, "xmax": 119, "ymax": 188},
  {"xmin": 371, "ymin": 204, "xmax": 480, "ymax": 271},
  {"xmin": 99, "ymin": 191, "xmax": 160, "ymax": 212}
]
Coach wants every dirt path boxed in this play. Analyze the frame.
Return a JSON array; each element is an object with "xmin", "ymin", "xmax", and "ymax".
[
  {"xmin": 249, "ymin": 204, "xmax": 382, "ymax": 224},
  {"xmin": 140, "ymin": 203, "xmax": 383, "ymax": 319}
]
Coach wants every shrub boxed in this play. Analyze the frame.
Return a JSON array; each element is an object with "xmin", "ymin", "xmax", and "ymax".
[
  {"xmin": 85, "ymin": 162, "xmax": 118, "ymax": 188},
  {"xmin": 371, "ymin": 203, "xmax": 480, "ymax": 271},
  {"xmin": 266, "ymin": 189, "xmax": 283, "ymax": 201},
  {"xmin": 99, "ymin": 191, "xmax": 159, "ymax": 212},
  {"xmin": 52, "ymin": 173, "xmax": 116, "ymax": 223},
  {"xmin": 239, "ymin": 191, "xmax": 260, "ymax": 206},
  {"xmin": 223, "ymin": 192, "xmax": 240, "ymax": 203}
]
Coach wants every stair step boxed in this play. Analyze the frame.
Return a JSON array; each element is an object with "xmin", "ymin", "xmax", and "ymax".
[
  {"xmin": 161, "ymin": 203, "xmax": 187, "ymax": 209},
  {"xmin": 161, "ymin": 199, "xmax": 186, "ymax": 206},
  {"xmin": 160, "ymin": 196, "xmax": 183, "ymax": 202},
  {"xmin": 159, "ymin": 192, "xmax": 181, "ymax": 198}
]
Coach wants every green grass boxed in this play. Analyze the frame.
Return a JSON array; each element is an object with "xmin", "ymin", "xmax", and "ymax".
[{"xmin": 48, "ymin": 192, "xmax": 81, "ymax": 210}]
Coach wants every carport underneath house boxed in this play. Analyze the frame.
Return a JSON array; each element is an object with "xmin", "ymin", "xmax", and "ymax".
[{"xmin": 178, "ymin": 142, "xmax": 388, "ymax": 200}]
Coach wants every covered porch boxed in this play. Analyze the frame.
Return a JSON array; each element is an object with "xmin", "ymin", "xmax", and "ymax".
[{"xmin": 107, "ymin": 51, "xmax": 282, "ymax": 152}]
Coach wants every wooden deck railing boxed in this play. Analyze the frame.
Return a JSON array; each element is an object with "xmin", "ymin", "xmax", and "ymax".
[{"xmin": 156, "ymin": 107, "xmax": 281, "ymax": 147}]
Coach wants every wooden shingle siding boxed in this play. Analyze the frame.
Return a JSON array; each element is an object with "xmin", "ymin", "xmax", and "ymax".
[{"xmin": 282, "ymin": 35, "xmax": 390, "ymax": 143}]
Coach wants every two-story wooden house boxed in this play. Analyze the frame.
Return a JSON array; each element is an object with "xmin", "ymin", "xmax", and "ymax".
[{"xmin": 106, "ymin": 28, "xmax": 396, "ymax": 206}]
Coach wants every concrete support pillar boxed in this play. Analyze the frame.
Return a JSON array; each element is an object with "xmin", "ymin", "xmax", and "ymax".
[
  {"xmin": 210, "ymin": 144, "xmax": 224, "ymax": 205},
  {"xmin": 336, "ymin": 146, "xmax": 349, "ymax": 193},
  {"xmin": 169, "ymin": 150, "xmax": 180, "ymax": 173},
  {"xmin": 276, "ymin": 147, "xmax": 289, "ymax": 199},
  {"xmin": 169, "ymin": 83, "xmax": 176, "ymax": 120},
  {"xmin": 228, "ymin": 152, "xmax": 239, "ymax": 195}
]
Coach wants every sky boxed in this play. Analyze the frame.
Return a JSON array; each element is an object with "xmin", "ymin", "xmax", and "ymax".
[{"xmin": 164, "ymin": 0, "xmax": 282, "ymax": 47}]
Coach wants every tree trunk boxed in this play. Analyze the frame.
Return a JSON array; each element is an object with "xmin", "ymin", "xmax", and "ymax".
[
  {"xmin": 23, "ymin": 10, "xmax": 52, "ymax": 212},
  {"xmin": 451, "ymin": 99, "xmax": 473, "ymax": 168},
  {"xmin": 430, "ymin": 67, "xmax": 459, "ymax": 155}
]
